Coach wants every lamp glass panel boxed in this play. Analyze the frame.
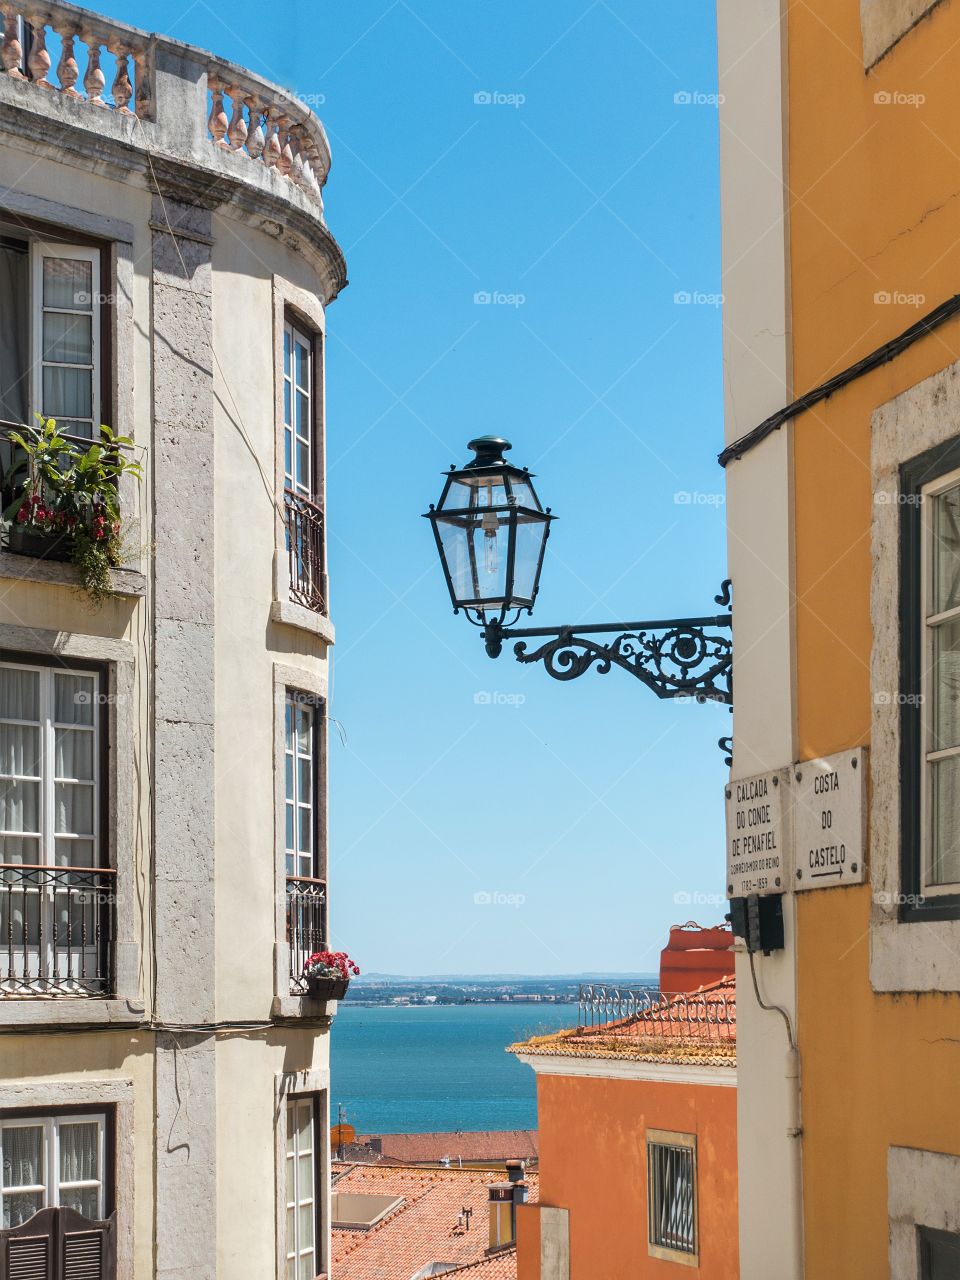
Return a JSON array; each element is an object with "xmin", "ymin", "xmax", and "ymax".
[
  {"xmin": 437, "ymin": 513, "xmax": 509, "ymax": 605},
  {"xmin": 512, "ymin": 515, "xmax": 549, "ymax": 601}
]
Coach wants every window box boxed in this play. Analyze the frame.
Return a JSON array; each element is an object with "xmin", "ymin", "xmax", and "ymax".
[
  {"xmin": 306, "ymin": 974, "xmax": 348, "ymax": 1002},
  {"xmin": 5, "ymin": 525, "xmax": 72, "ymax": 562}
]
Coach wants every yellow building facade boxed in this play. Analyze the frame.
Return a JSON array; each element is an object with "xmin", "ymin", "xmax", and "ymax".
[{"xmin": 720, "ymin": 1, "xmax": 960, "ymax": 1276}]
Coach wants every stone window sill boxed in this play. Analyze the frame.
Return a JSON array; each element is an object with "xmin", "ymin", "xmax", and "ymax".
[
  {"xmin": 0, "ymin": 551, "xmax": 146, "ymax": 597},
  {"xmin": 0, "ymin": 997, "xmax": 145, "ymax": 1028},
  {"xmin": 270, "ymin": 599, "xmax": 335, "ymax": 644},
  {"xmin": 273, "ymin": 992, "xmax": 338, "ymax": 1020}
]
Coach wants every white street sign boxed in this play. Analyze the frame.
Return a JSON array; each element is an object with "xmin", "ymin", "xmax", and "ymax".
[
  {"xmin": 793, "ymin": 748, "xmax": 866, "ymax": 891},
  {"xmin": 725, "ymin": 768, "xmax": 791, "ymax": 898}
]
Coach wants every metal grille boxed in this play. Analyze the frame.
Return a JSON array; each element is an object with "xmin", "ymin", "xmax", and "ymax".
[
  {"xmin": 283, "ymin": 489, "xmax": 326, "ymax": 614},
  {"xmin": 578, "ymin": 984, "xmax": 735, "ymax": 1040},
  {"xmin": 286, "ymin": 876, "xmax": 326, "ymax": 994},
  {"xmin": 647, "ymin": 1139, "xmax": 696, "ymax": 1256},
  {"xmin": 0, "ymin": 865, "xmax": 115, "ymax": 997}
]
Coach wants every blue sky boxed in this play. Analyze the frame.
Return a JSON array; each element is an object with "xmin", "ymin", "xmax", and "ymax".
[{"xmin": 106, "ymin": 0, "xmax": 726, "ymax": 975}]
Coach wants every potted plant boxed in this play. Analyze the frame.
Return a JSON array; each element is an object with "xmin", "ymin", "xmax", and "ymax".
[
  {"xmin": 302, "ymin": 951, "xmax": 360, "ymax": 1001},
  {"xmin": 2, "ymin": 416, "xmax": 143, "ymax": 605}
]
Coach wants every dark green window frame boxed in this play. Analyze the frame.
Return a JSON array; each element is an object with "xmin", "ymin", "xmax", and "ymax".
[
  {"xmin": 919, "ymin": 1224, "xmax": 960, "ymax": 1278},
  {"xmin": 899, "ymin": 437, "xmax": 960, "ymax": 922}
]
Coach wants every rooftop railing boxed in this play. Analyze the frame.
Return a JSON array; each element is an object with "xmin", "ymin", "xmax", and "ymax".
[
  {"xmin": 578, "ymin": 983, "xmax": 736, "ymax": 1041},
  {"xmin": 0, "ymin": 0, "xmax": 330, "ymax": 208}
]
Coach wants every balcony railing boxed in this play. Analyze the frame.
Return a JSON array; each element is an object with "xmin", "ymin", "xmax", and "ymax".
[
  {"xmin": 287, "ymin": 875, "xmax": 326, "ymax": 995},
  {"xmin": 284, "ymin": 490, "xmax": 326, "ymax": 614},
  {"xmin": 578, "ymin": 984, "xmax": 736, "ymax": 1042},
  {"xmin": 0, "ymin": 864, "xmax": 115, "ymax": 996}
]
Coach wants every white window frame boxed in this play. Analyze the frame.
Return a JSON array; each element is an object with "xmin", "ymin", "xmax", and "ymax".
[
  {"xmin": 29, "ymin": 241, "xmax": 101, "ymax": 439},
  {"xmin": 920, "ymin": 466, "xmax": 960, "ymax": 895},
  {"xmin": 285, "ymin": 1097, "xmax": 318, "ymax": 1280},
  {"xmin": 283, "ymin": 319, "xmax": 314, "ymax": 500},
  {"xmin": 647, "ymin": 1129, "xmax": 698, "ymax": 1267},
  {"xmin": 0, "ymin": 660, "xmax": 101, "ymax": 869},
  {"xmin": 284, "ymin": 692, "xmax": 315, "ymax": 882},
  {"xmin": 0, "ymin": 1111, "xmax": 106, "ymax": 1226}
]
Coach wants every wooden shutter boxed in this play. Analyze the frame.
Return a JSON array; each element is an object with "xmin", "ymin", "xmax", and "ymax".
[
  {"xmin": 0, "ymin": 1209, "xmax": 115, "ymax": 1280},
  {"xmin": 0, "ymin": 1207, "xmax": 55, "ymax": 1280},
  {"xmin": 57, "ymin": 1209, "xmax": 115, "ymax": 1280}
]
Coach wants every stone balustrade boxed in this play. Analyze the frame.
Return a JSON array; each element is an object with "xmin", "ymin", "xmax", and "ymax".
[{"xmin": 0, "ymin": 0, "xmax": 330, "ymax": 209}]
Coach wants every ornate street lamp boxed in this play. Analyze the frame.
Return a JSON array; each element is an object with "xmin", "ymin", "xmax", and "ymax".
[{"xmin": 424, "ymin": 438, "xmax": 734, "ymax": 748}]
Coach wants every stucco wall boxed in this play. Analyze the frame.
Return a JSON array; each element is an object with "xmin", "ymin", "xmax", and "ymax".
[
  {"xmin": 532, "ymin": 1072, "xmax": 738, "ymax": 1280},
  {"xmin": 784, "ymin": 0, "xmax": 960, "ymax": 1275}
]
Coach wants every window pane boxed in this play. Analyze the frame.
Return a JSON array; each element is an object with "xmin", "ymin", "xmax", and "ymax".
[
  {"xmin": 42, "ymin": 257, "xmax": 92, "ymax": 310},
  {"xmin": 932, "ymin": 754, "xmax": 960, "ymax": 886},
  {"xmin": 54, "ymin": 783, "xmax": 94, "ymax": 836},
  {"xmin": 297, "ymin": 1103, "xmax": 313, "ymax": 1143},
  {"xmin": 298, "ymin": 759, "xmax": 311, "ymax": 805},
  {"xmin": 55, "ymin": 676, "xmax": 95, "ymax": 726},
  {"xmin": 2, "ymin": 1125, "xmax": 43, "ymax": 1189},
  {"xmin": 42, "ymin": 312, "xmax": 92, "ymax": 365},
  {"xmin": 284, "ymin": 383, "xmax": 292, "ymax": 430},
  {"xmin": 0, "ymin": 668, "xmax": 39, "ymax": 721},
  {"xmin": 298, "ymin": 1152, "xmax": 313, "ymax": 1197},
  {"xmin": 298, "ymin": 1250, "xmax": 314, "ymax": 1280},
  {"xmin": 0, "ymin": 835, "xmax": 40, "ymax": 863},
  {"xmin": 59, "ymin": 1121, "xmax": 99, "ymax": 1183},
  {"xmin": 286, "ymin": 1155, "xmax": 294, "ymax": 1201},
  {"xmin": 3, "ymin": 1191, "xmax": 42, "ymax": 1228},
  {"xmin": 295, "ymin": 339, "xmax": 308, "ymax": 390},
  {"xmin": 298, "ymin": 808, "xmax": 312, "ymax": 855},
  {"xmin": 55, "ymin": 837, "xmax": 94, "ymax": 868},
  {"xmin": 0, "ymin": 779, "xmax": 40, "ymax": 833},
  {"xmin": 0, "ymin": 725, "xmax": 40, "ymax": 778},
  {"xmin": 285, "ymin": 755, "xmax": 294, "ymax": 804},
  {"xmin": 43, "ymin": 365, "xmax": 92, "ymax": 419},
  {"xmin": 297, "ymin": 708, "xmax": 312, "ymax": 756},
  {"xmin": 55, "ymin": 729, "xmax": 94, "ymax": 781},
  {"xmin": 933, "ymin": 484, "xmax": 960, "ymax": 615},
  {"xmin": 60, "ymin": 1185, "xmax": 99, "ymax": 1219},
  {"xmin": 286, "ymin": 805, "xmax": 295, "ymax": 852},
  {"xmin": 296, "ymin": 441, "xmax": 310, "ymax": 492}
]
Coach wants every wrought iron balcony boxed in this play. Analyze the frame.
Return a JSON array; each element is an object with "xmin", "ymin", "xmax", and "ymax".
[
  {"xmin": 286, "ymin": 875, "xmax": 326, "ymax": 996},
  {"xmin": 284, "ymin": 490, "xmax": 326, "ymax": 614},
  {"xmin": 0, "ymin": 864, "xmax": 115, "ymax": 997}
]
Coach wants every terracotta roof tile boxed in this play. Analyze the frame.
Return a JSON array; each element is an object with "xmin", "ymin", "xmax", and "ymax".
[
  {"xmin": 331, "ymin": 1162, "xmax": 538, "ymax": 1280},
  {"xmin": 445, "ymin": 1246, "xmax": 518, "ymax": 1277},
  {"xmin": 357, "ymin": 1132, "xmax": 538, "ymax": 1165}
]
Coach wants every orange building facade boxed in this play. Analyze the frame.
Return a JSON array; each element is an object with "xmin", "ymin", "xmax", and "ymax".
[{"xmin": 512, "ymin": 974, "xmax": 738, "ymax": 1280}]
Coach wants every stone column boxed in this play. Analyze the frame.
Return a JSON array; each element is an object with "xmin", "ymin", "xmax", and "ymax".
[{"xmin": 151, "ymin": 194, "xmax": 217, "ymax": 1280}]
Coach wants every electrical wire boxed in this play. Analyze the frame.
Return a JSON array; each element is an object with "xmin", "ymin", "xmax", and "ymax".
[{"xmin": 747, "ymin": 948, "xmax": 797, "ymax": 1052}]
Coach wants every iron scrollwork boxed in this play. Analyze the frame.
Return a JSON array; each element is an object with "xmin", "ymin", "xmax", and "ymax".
[{"xmin": 484, "ymin": 581, "xmax": 733, "ymax": 706}]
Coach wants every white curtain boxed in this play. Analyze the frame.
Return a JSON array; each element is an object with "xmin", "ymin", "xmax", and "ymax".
[{"xmin": 59, "ymin": 1122, "xmax": 97, "ymax": 1182}]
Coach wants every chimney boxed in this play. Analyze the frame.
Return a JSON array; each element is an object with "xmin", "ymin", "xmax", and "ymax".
[{"xmin": 488, "ymin": 1175, "xmax": 529, "ymax": 1249}]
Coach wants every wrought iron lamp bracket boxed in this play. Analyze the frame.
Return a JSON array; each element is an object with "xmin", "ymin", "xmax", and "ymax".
[{"xmin": 479, "ymin": 580, "xmax": 734, "ymax": 712}]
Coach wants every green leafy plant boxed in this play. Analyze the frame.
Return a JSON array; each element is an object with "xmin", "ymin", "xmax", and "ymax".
[{"xmin": 3, "ymin": 416, "xmax": 143, "ymax": 606}]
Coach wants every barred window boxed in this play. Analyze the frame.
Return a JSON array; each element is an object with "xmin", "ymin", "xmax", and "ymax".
[{"xmin": 647, "ymin": 1130, "xmax": 697, "ymax": 1263}]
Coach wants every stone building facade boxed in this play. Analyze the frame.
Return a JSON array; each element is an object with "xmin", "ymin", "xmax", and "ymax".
[{"xmin": 0, "ymin": 4, "xmax": 345, "ymax": 1276}]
